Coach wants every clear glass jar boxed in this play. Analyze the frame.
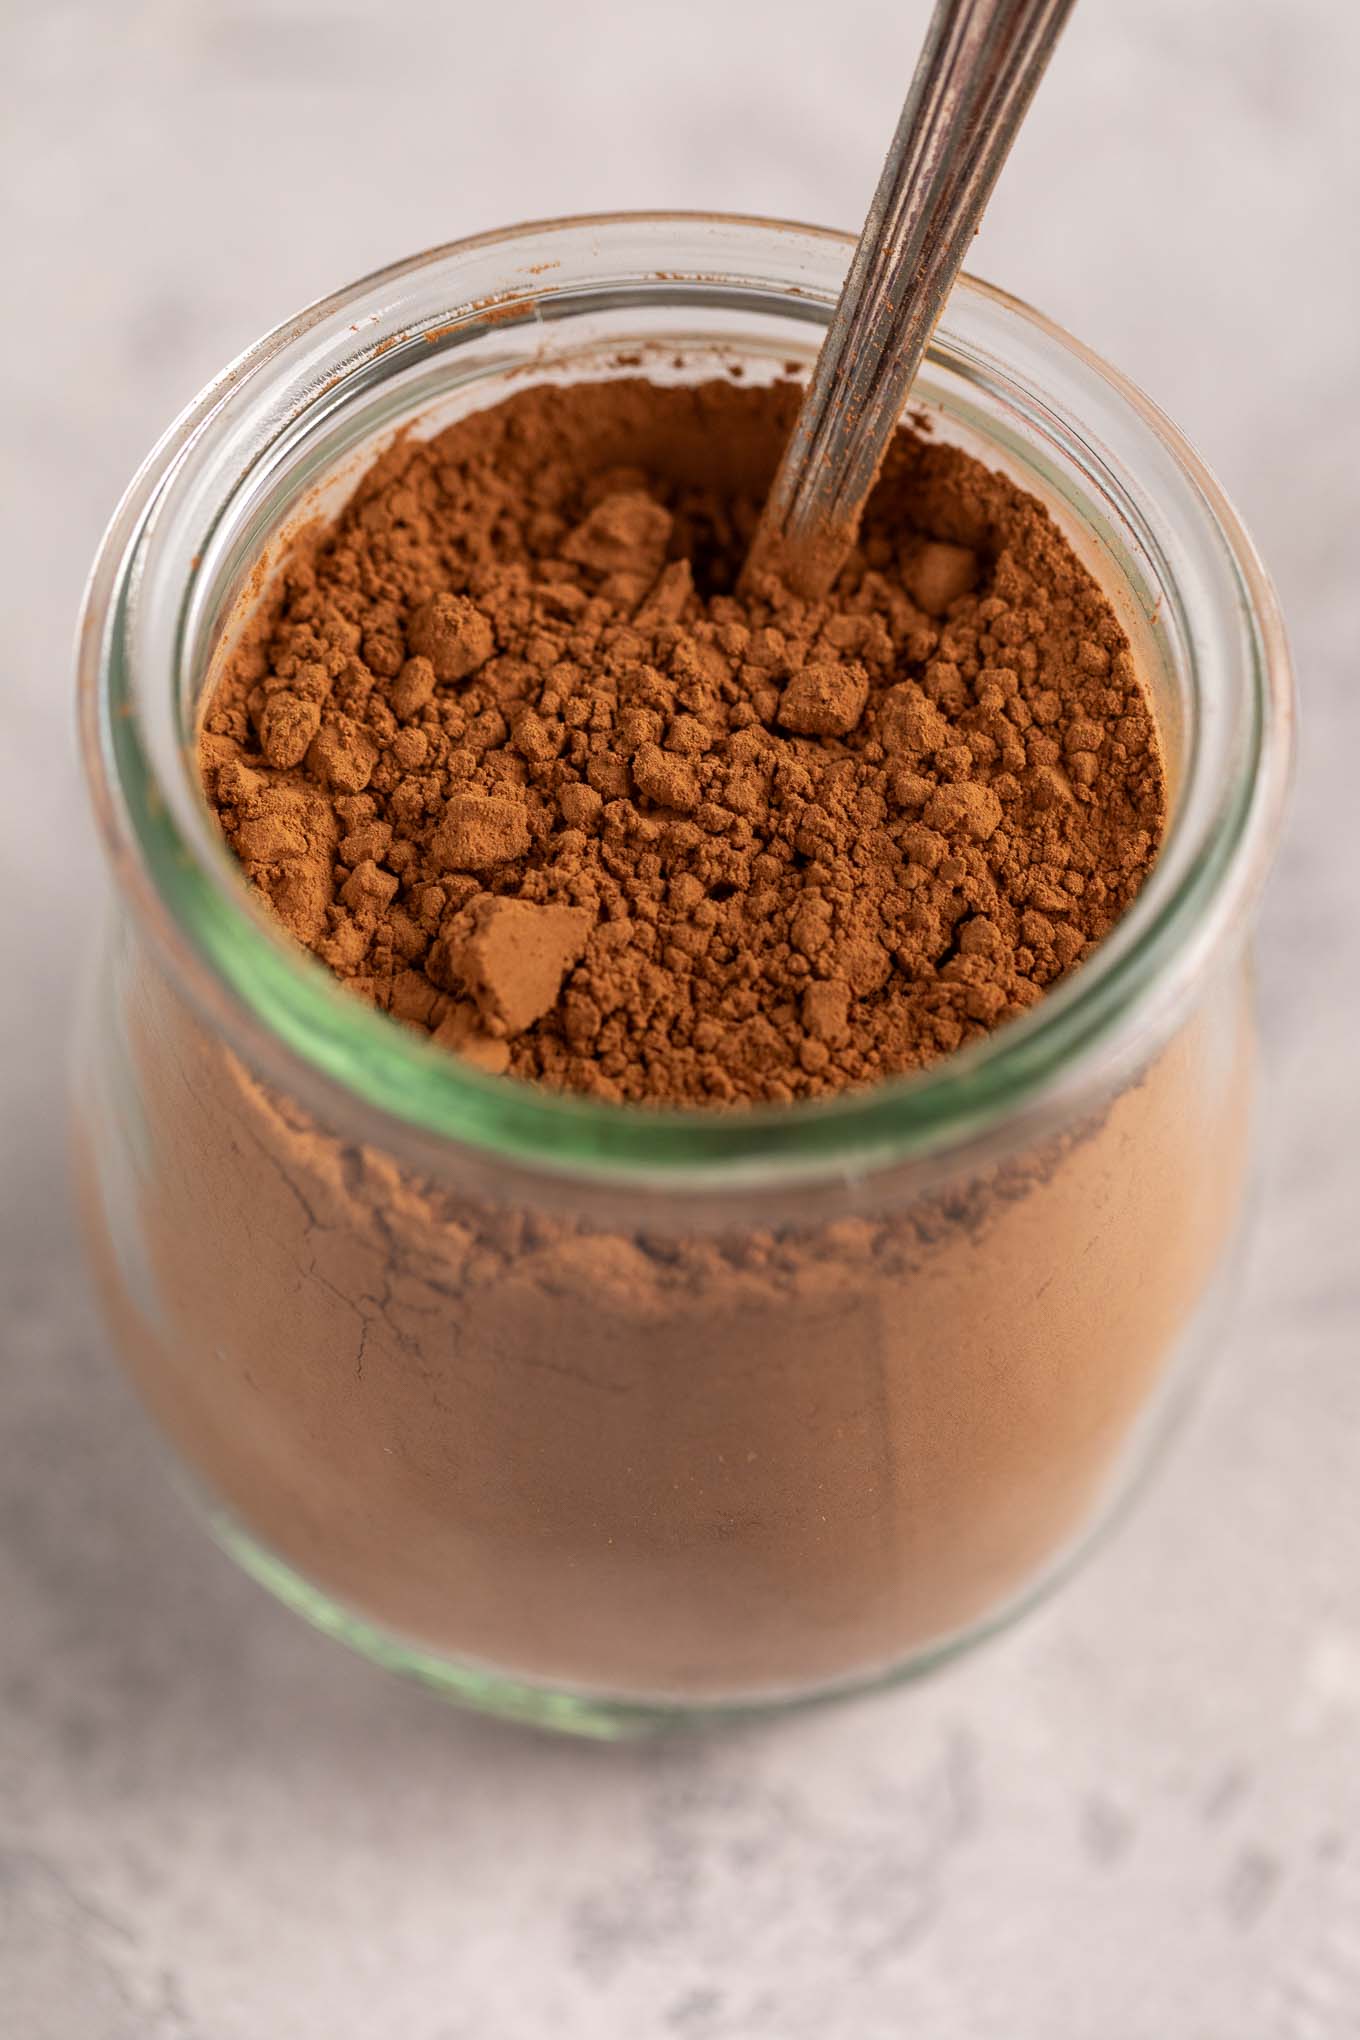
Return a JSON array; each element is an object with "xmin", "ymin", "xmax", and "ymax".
[{"xmin": 75, "ymin": 214, "xmax": 1292, "ymax": 1736}]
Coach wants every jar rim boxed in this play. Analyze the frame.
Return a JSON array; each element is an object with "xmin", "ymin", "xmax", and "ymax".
[{"xmin": 78, "ymin": 210, "xmax": 1293, "ymax": 1187}]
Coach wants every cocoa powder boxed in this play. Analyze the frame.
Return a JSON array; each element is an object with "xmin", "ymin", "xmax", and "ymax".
[
  {"xmin": 87, "ymin": 963, "xmax": 1250, "ymax": 1697},
  {"xmin": 200, "ymin": 379, "xmax": 1164, "ymax": 1105},
  {"xmin": 76, "ymin": 374, "xmax": 1246, "ymax": 1707}
]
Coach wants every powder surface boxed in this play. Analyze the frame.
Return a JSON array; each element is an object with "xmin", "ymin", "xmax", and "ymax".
[{"xmin": 201, "ymin": 379, "xmax": 1164, "ymax": 1106}]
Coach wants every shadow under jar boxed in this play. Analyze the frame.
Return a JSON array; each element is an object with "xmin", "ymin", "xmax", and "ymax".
[{"xmin": 75, "ymin": 214, "xmax": 1292, "ymax": 1737}]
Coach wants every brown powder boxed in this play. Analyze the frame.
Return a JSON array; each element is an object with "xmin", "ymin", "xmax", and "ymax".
[
  {"xmin": 82, "ymin": 961, "xmax": 1251, "ymax": 1700},
  {"xmin": 200, "ymin": 379, "xmax": 1163, "ymax": 1106},
  {"xmin": 76, "ymin": 375, "xmax": 1245, "ymax": 1710}
]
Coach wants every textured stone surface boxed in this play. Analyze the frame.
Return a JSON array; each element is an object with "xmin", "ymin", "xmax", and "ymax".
[{"xmin": 2, "ymin": 1, "xmax": 1357, "ymax": 2033}]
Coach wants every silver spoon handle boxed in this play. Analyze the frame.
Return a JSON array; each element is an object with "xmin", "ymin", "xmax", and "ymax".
[{"xmin": 746, "ymin": 0, "xmax": 1076, "ymax": 596}]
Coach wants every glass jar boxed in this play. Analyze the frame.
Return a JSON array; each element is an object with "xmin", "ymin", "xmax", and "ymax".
[{"xmin": 75, "ymin": 214, "xmax": 1292, "ymax": 1736}]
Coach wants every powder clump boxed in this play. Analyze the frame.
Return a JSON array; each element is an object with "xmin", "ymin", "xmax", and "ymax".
[
  {"xmin": 453, "ymin": 896, "xmax": 596, "ymax": 1037},
  {"xmin": 202, "ymin": 378, "xmax": 1164, "ymax": 1105}
]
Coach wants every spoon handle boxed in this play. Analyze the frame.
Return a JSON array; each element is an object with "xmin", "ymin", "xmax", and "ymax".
[{"xmin": 746, "ymin": 0, "xmax": 1076, "ymax": 597}]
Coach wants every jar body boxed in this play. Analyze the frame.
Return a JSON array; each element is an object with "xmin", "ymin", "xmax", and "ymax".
[
  {"xmin": 75, "ymin": 217, "xmax": 1291, "ymax": 1730},
  {"xmin": 75, "ymin": 908, "xmax": 1253, "ymax": 1717}
]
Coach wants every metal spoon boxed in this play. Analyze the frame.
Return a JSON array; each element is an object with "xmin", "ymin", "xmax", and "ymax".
[{"xmin": 745, "ymin": 0, "xmax": 1076, "ymax": 598}]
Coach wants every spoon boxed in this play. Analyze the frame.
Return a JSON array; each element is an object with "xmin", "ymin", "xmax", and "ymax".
[{"xmin": 745, "ymin": 0, "xmax": 1076, "ymax": 598}]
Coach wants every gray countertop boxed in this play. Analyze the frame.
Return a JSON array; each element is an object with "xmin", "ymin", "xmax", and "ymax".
[{"xmin": 3, "ymin": 2, "xmax": 1357, "ymax": 2033}]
